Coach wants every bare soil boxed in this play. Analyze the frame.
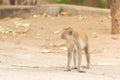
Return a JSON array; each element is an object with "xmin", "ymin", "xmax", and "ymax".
[{"xmin": 0, "ymin": 13, "xmax": 120, "ymax": 80}]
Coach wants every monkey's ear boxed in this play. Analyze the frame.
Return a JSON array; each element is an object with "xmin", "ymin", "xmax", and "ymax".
[{"xmin": 69, "ymin": 31, "xmax": 73, "ymax": 35}]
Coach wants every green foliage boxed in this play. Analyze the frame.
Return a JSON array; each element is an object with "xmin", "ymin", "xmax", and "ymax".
[
  {"xmin": 99, "ymin": 0, "xmax": 107, "ymax": 8},
  {"xmin": 54, "ymin": 0, "xmax": 83, "ymax": 4},
  {"xmin": 54, "ymin": 0, "xmax": 71, "ymax": 3},
  {"xmin": 75, "ymin": 0, "xmax": 84, "ymax": 5},
  {"xmin": 54, "ymin": 0, "xmax": 108, "ymax": 8}
]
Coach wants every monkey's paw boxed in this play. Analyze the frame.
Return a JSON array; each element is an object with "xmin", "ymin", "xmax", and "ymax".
[
  {"xmin": 74, "ymin": 67, "xmax": 77, "ymax": 69},
  {"xmin": 64, "ymin": 69, "xmax": 71, "ymax": 72},
  {"xmin": 82, "ymin": 66, "xmax": 90, "ymax": 69},
  {"xmin": 78, "ymin": 70, "xmax": 86, "ymax": 73}
]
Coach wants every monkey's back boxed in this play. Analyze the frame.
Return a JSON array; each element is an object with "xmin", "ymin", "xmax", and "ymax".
[
  {"xmin": 78, "ymin": 32, "xmax": 88, "ymax": 42},
  {"xmin": 77, "ymin": 32, "xmax": 88, "ymax": 49}
]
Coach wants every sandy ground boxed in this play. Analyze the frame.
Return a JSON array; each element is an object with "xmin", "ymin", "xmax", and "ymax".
[{"xmin": 0, "ymin": 13, "xmax": 120, "ymax": 80}]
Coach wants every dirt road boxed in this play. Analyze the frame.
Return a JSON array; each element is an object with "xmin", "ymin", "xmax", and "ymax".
[
  {"xmin": 0, "ymin": 14, "xmax": 120, "ymax": 80},
  {"xmin": 0, "ymin": 45, "xmax": 120, "ymax": 80}
]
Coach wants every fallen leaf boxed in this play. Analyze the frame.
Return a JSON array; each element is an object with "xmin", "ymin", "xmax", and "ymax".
[
  {"xmin": 92, "ymin": 32, "xmax": 98, "ymax": 38},
  {"xmin": 58, "ymin": 12, "xmax": 70, "ymax": 16},
  {"xmin": 78, "ymin": 15, "xmax": 86, "ymax": 21},
  {"xmin": 41, "ymin": 49, "xmax": 52, "ymax": 53},
  {"xmin": 15, "ymin": 22, "xmax": 30, "ymax": 28},
  {"xmin": 54, "ymin": 31, "xmax": 60, "ymax": 34},
  {"xmin": 111, "ymin": 37, "xmax": 119, "ymax": 40},
  {"xmin": 92, "ymin": 48, "xmax": 106, "ymax": 54},
  {"xmin": 14, "ymin": 22, "xmax": 31, "ymax": 33},
  {"xmin": 0, "ymin": 26, "xmax": 12, "ymax": 34},
  {"xmin": 42, "ymin": 13, "xmax": 48, "ymax": 17},
  {"xmin": 59, "ymin": 47, "xmax": 67, "ymax": 51},
  {"xmin": 33, "ymin": 15, "xmax": 40, "ymax": 18},
  {"xmin": 108, "ymin": 15, "xmax": 111, "ymax": 19}
]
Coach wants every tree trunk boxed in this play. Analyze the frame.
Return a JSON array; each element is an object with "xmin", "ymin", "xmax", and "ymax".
[
  {"xmin": 83, "ymin": 0, "xmax": 99, "ymax": 7},
  {"xmin": 107, "ymin": 0, "xmax": 111, "ymax": 8},
  {"xmin": 70, "ymin": 0, "xmax": 76, "ymax": 4},
  {"xmin": 9, "ymin": 0, "xmax": 15, "ymax": 5},
  {"xmin": 111, "ymin": 0, "xmax": 120, "ymax": 34}
]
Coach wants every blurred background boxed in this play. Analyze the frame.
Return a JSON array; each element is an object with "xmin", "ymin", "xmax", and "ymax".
[{"xmin": 0, "ymin": 0, "xmax": 110, "ymax": 8}]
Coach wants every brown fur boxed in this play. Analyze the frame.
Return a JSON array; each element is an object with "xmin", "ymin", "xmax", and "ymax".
[{"xmin": 61, "ymin": 27, "xmax": 90, "ymax": 72}]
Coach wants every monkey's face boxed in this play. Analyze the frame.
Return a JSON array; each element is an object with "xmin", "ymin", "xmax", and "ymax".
[{"xmin": 61, "ymin": 29, "xmax": 73, "ymax": 40}]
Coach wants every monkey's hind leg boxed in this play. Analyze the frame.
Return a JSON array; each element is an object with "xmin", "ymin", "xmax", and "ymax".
[
  {"xmin": 77, "ymin": 51, "xmax": 85, "ymax": 73},
  {"xmin": 85, "ymin": 45, "xmax": 90, "ymax": 69},
  {"xmin": 73, "ymin": 50, "xmax": 77, "ymax": 69}
]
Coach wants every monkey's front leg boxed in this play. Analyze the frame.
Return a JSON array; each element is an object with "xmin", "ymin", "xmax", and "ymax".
[
  {"xmin": 78, "ymin": 51, "xmax": 85, "ymax": 73},
  {"xmin": 65, "ymin": 51, "xmax": 72, "ymax": 71}
]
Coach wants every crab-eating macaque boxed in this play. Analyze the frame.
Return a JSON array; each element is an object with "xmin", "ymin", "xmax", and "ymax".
[{"xmin": 61, "ymin": 27, "xmax": 90, "ymax": 73}]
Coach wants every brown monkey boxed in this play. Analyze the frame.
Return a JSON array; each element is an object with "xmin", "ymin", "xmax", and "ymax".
[{"xmin": 61, "ymin": 27, "xmax": 90, "ymax": 72}]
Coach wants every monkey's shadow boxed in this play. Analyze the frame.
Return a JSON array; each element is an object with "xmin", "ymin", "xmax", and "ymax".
[{"xmin": 11, "ymin": 65, "xmax": 89, "ymax": 72}]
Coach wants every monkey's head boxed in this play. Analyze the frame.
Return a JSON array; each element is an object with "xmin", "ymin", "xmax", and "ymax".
[{"xmin": 61, "ymin": 27, "xmax": 74, "ymax": 40}]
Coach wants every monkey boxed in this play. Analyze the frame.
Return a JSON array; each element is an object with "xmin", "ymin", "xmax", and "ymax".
[{"xmin": 61, "ymin": 27, "xmax": 90, "ymax": 73}]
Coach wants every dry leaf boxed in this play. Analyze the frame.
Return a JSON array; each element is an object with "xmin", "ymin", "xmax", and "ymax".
[
  {"xmin": 41, "ymin": 49, "xmax": 51, "ymax": 53},
  {"xmin": 108, "ymin": 15, "xmax": 111, "ymax": 19},
  {"xmin": 42, "ymin": 13, "xmax": 48, "ymax": 17},
  {"xmin": 111, "ymin": 37, "xmax": 119, "ymax": 40},
  {"xmin": 14, "ymin": 22, "xmax": 31, "ymax": 33},
  {"xmin": 0, "ymin": 26, "xmax": 12, "ymax": 34},
  {"xmin": 59, "ymin": 47, "xmax": 67, "ymax": 51},
  {"xmin": 92, "ymin": 48, "xmax": 106, "ymax": 54},
  {"xmin": 92, "ymin": 32, "xmax": 98, "ymax": 38},
  {"xmin": 33, "ymin": 15, "xmax": 40, "ymax": 18},
  {"xmin": 59, "ymin": 12, "xmax": 70, "ymax": 16},
  {"xmin": 54, "ymin": 31, "xmax": 60, "ymax": 34},
  {"xmin": 78, "ymin": 15, "xmax": 86, "ymax": 21}
]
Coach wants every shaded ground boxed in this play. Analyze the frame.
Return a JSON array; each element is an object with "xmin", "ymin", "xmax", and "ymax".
[{"xmin": 0, "ymin": 13, "xmax": 120, "ymax": 80}]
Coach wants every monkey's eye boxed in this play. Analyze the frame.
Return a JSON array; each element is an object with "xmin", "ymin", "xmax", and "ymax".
[{"xmin": 69, "ymin": 31, "xmax": 72, "ymax": 35}]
